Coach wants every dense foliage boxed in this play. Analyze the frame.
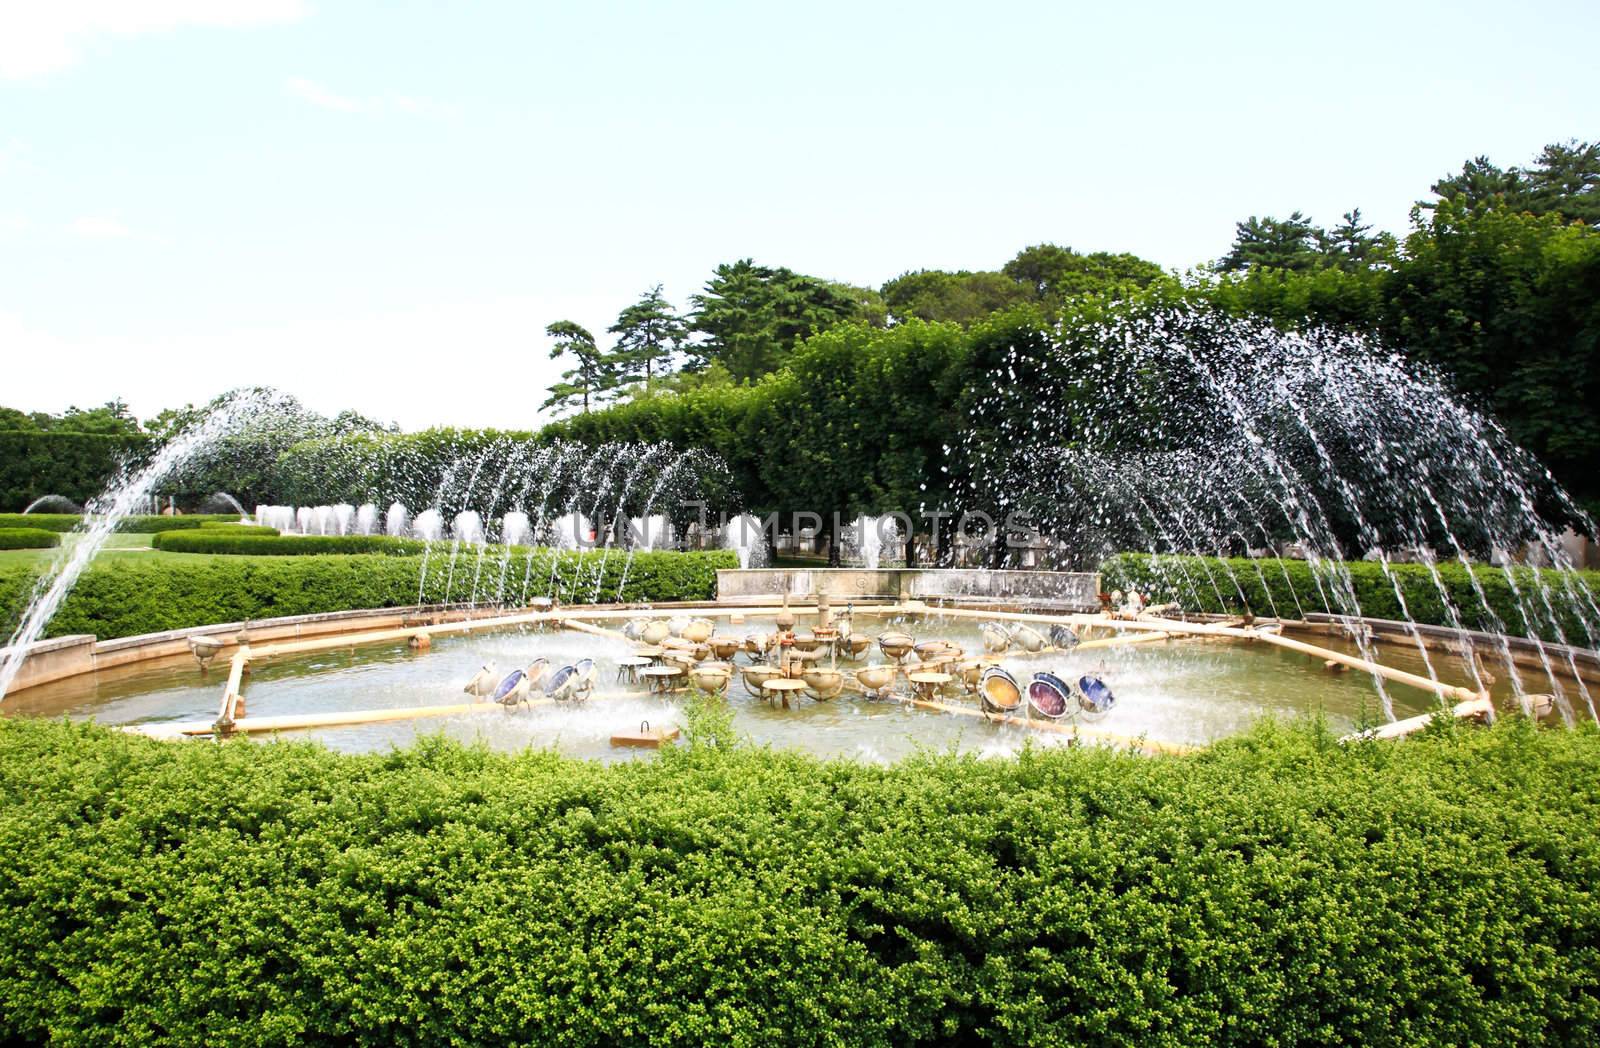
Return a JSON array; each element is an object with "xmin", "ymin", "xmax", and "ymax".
[
  {"xmin": 1103, "ymin": 553, "xmax": 1600, "ymax": 647},
  {"xmin": 0, "ymin": 550, "xmax": 734, "ymax": 640},
  {"xmin": 0, "ymin": 717, "xmax": 1596, "ymax": 1044},
  {"xmin": 0, "ymin": 528, "xmax": 60, "ymax": 551},
  {"xmin": 0, "ymin": 430, "xmax": 149, "ymax": 510},
  {"xmin": 0, "ymin": 513, "xmax": 242, "ymax": 534}
]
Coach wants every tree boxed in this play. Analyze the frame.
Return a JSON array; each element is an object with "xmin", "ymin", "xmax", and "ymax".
[
  {"xmin": 608, "ymin": 285, "xmax": 687, "ymax": 389},
  {"xmin": 1319, "ymin": 209, "xmax": 1397, "ymax": 270},
  {"xmin": 1424, "ymin": 140, "xmax": 1600, "ymax": 227},
  {"xmin": 1002, "ymin": 244, "xmax": 1164, "ymax": 299},
  {"xmin": 1381, "ymin": 198, "xmax": 1600, "ymax": 512},
  {"xmin": 1525, "ymin": 140, "xmax": 1600, "ymax": 226},
  {"xmin": 882, "ymin": 270, "xmax": 1031, "ymax": 326},
  {"xmin": 1217, "ymin": 212, "xmax": 1326, "ymax": 273},
  {"xmin": 542, "ymin": 320, "xmax": 616, "ymax": 415},
  {"xmin": 1426, "ymin": 156, "xmax": 1525, "ymax": 213},
  {"xmin": 688, "ymin": 260, "xmax": 861, "ymax": 381}
]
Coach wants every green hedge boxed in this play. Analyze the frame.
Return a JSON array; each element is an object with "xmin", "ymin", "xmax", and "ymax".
[
  {"xmin": 151, "ymin": 530, "xmax": 427, "ymax": 555},
  {"xmin": 0, "ymin": 549, "xmax": 736, "ymax": 640},
  {"xmin": 0, "ymin": 528, "xmax": 59, "ymax": 551},
  {"xmin": 0, "ymin": 513, "xmax": 240, "ymax": 534},
  {"xmin": 0, "ymin": 717, "xmax": 1597, "ymax": 1044},
  {"xmin": 1101, "ymin": 553, "xmax": 1600, "ymax": 646}
]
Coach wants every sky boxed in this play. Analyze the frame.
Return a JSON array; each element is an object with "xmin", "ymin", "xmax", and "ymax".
[{"xmin": 1, "ymin": 0, "xmax": 1595, "ymax": 431}]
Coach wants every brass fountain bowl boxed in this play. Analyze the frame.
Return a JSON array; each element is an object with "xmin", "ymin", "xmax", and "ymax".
[
  {"xmin": 836, "ymin": 635, "xmax": 872, "ymax": 660},
  {"xmin": 878, "ymin": 632, "xmax": 915, "ymax": 659},
  {"xmin": 690, "ymin": 667, "xmax": 732, "ymax": 694},
  {"xmin": 708, "ymin": 634, "xmax": 742, "ymax": 660},
  {"xmin": 801, "ymin": 668, "xmax": 844, "ymax": 701},
  {"xmin": 791, "ymin": 632, "xmax": 823, "ymax": 652},
  {"xmin": 1011, "ymin": 625, "xmax": 1046, "ymax": 652},
  {"xmin": 641, "ymin": 620, "xmax": 671, "ymax": 645},
  {"xmin": 681, "ymin": 618, "xmax": 715, "ymax": 644},
  {"xmin": 854, "ymin": 665, "xmax": 897, "ymax": 693},
  {"xmin": 667, "ymin": 616, "xmax": 691, "ymax": 637},
  {"xmin": 741, "ymin": 664, "xmax": 782, "ymax": 697}
]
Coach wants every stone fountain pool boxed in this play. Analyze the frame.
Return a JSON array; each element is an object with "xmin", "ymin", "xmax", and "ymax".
[{"xmin": 6, "ymin": 608, "xmax": 1529, "ymax": 762}]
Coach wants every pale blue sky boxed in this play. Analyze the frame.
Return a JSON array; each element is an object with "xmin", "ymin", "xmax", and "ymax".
[{"xmin": 2, "ymin": 0, "xmax": 1594, "ymax": 429}]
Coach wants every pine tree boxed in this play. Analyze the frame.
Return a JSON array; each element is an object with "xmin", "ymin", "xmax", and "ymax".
[
  {"xmin": 608, "ymin": 285, "xmax": 687, "ymax": 389},
  {"xmin": 541, "ymin": 321, "xmax": 617, "ymax": 414}
]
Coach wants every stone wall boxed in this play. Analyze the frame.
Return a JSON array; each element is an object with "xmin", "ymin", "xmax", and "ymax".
[{"xmin": 715, "ymin": 568, "xmax": 1101, "ymax": 611}]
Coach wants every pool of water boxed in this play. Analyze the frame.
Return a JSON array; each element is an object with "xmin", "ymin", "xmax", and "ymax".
[{"xmin": 6, "ymin": 612, "xmax": 1552, "ymax": 761}]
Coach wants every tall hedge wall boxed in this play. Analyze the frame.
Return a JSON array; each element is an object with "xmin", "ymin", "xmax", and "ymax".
[
  {"xmin": 1102, "ymin": 553, "xmax": 1600, "ymax": 647},
  {"xmin": 0, "ymin": 431, "xmax": 149, "ymax": 510},
  {"xmin": 1, "ymin": 718, "xmax": 1597, "ymax": 1044},
  {"xmin": 0, "ymin": 550, "xmax": 736, "ymax": 641}
]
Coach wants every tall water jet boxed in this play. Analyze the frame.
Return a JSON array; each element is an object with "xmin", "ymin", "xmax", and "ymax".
[
  {"xmin": 412, "ymin": 509, "xmax": 444, "ymax": 542},
  {"xmin": 847, "ymin": 515, "xmax": 899, "ymax": 569},
  {"xmin": 295, "ymin": 507, "xmax": 315, "ymax": 534},
  {"xmin": 628, "ymin": 514, "xmax": 673, "ymax": 550},
  {"xmin": 386, "ymin": 502, "xmax": 410, "ymax": 538},
  {"xmin": 355, "ymin": 503, "xmax": 379, "ymax": 535},
  {"xmin": 548, "ymin": 512, "xmax": 594, "ymax": 550},
  {"xmin": 723, "ymin": 513, "xmax": 765, "ymax": 569},
  {"xmin": 453, "ymin": 511, "xmax": 485, "ymax": 545},
  {"xmin": 0, "ymin": 390, "xmax": 288, "ymax": 700},
  {"xmin": 501, "ymin": 511, "xmax": 531, "ymax": 548},
  {"xmin": 332, "ymin": 504, "xmax": 356, "ymax": 536}
]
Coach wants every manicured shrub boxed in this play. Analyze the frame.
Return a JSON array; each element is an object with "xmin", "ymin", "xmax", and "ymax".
[
  {"xmin": 0, "ymin": 718, "xmax": 1596, "ymax": 1044},
  {"xmin": 0, "ymin": 528, "xmax": 58, "ymax": 550},
  {"xmin": 1101, "ymin": 552, "xmax": 1600, "ymax": 646},
  {"xmin": 0, "ymin": 513, "xmax": 240, "ymax": 534},
  {"xmin": 0, "ymin": 430, "xmax": 149, "ymax": 510},
  {"xmin": 151, "ymin": 531, "xmax": 428, "ymax": 555},
  {"xmin": 0, "ymin": 549, "xmax": 737, "ymax": 639}
]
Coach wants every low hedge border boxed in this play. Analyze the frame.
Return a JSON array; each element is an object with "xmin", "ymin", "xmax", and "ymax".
[
  {"xmin": 0, "ymin": 528, "xmax": 59, "ymax": 551},
  {"xmin": 0, "ymin": 514, "xmax": 240, "ymax": 534},
  {"xmin": 0, "ymin": 717, "xmax": 1596, "ymax": 1044},
  {"xmin": 151, "ymin": 530, "xmax": 424, "ymax": 555},
  {"xmin": 0, "ymin": 549, "xmax": 738, "ymax": 640},
  {"xmin": 1101, "ymin": 552, "xmax": 1600, "ymax": 647}
]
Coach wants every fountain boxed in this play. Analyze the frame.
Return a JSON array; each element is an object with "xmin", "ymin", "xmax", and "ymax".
[
  {"xmin": 722, "ymin": 513, "xmax": 765, "ymax": 569},
  {"xmin": 21, "ymin": 495, "xmax": 83, "ymax": 514},
  {"xmin": 846, "ymin": 515, "xmax": 901, "ymax": 569},
  {"xmin": 628, "ymin": 514, "xmax": 673, "ymax": 550},
  {"xmin": 355, "ymin": 503, "xmax": 380, "ymax": 535},
  {"xmin": 385, "ymin": 502, "xmax": 410, "ymax": 537},
  {"xmin": 411, "ymin": 509, "xmax": 443, "ymax": 542},
  {"xmin": 452, "ymin": 511, "xmax": 485, "ymax": 545},
  {"xmin": 501, "ymin": 511, "xmax": 531, "ymax": 548}
]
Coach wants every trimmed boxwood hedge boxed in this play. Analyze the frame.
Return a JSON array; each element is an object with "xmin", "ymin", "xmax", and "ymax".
[
  {"xmin": 0, "ymin": 717, "xmax": 1597, "ymax": 1044},
  {"xmin": 0, "ymin": 549, "xmax": 736, "ymax": 640},
  {"xmin": 151, "ymin": 530, "xmax": 424, "ymax": 555},
  {"xmin": 0, "ymin": 528, "xmax": 59, "ymax": 551},
  {"xmin": 1102, "ymin": 553, "xmax": 1600, "ymax": 647},
  {"xmin": 0, "ymin": 513, "xmax": 240, "ymax": 534}
]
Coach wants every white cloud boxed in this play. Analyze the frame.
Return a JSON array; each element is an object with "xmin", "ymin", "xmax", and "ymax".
[
  {"xmin": 68, "ymin": 215, "xmax": 130, "ymax": 238},
  {"xmin": 286, "ymin": 78, "xmax": 455, "ymax": 118},
  {"xmin": 285, "ymin": 76, "xmax": 364, "ymax": 113},
  {"xmin": 0, "ymin": 0, "xmax": 306, "ymax": 79}
]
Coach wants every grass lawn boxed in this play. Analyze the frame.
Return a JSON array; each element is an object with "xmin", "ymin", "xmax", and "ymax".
[{"xmin": 0, "ymin": 534, "xmax": 249, "ymax": 569}]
